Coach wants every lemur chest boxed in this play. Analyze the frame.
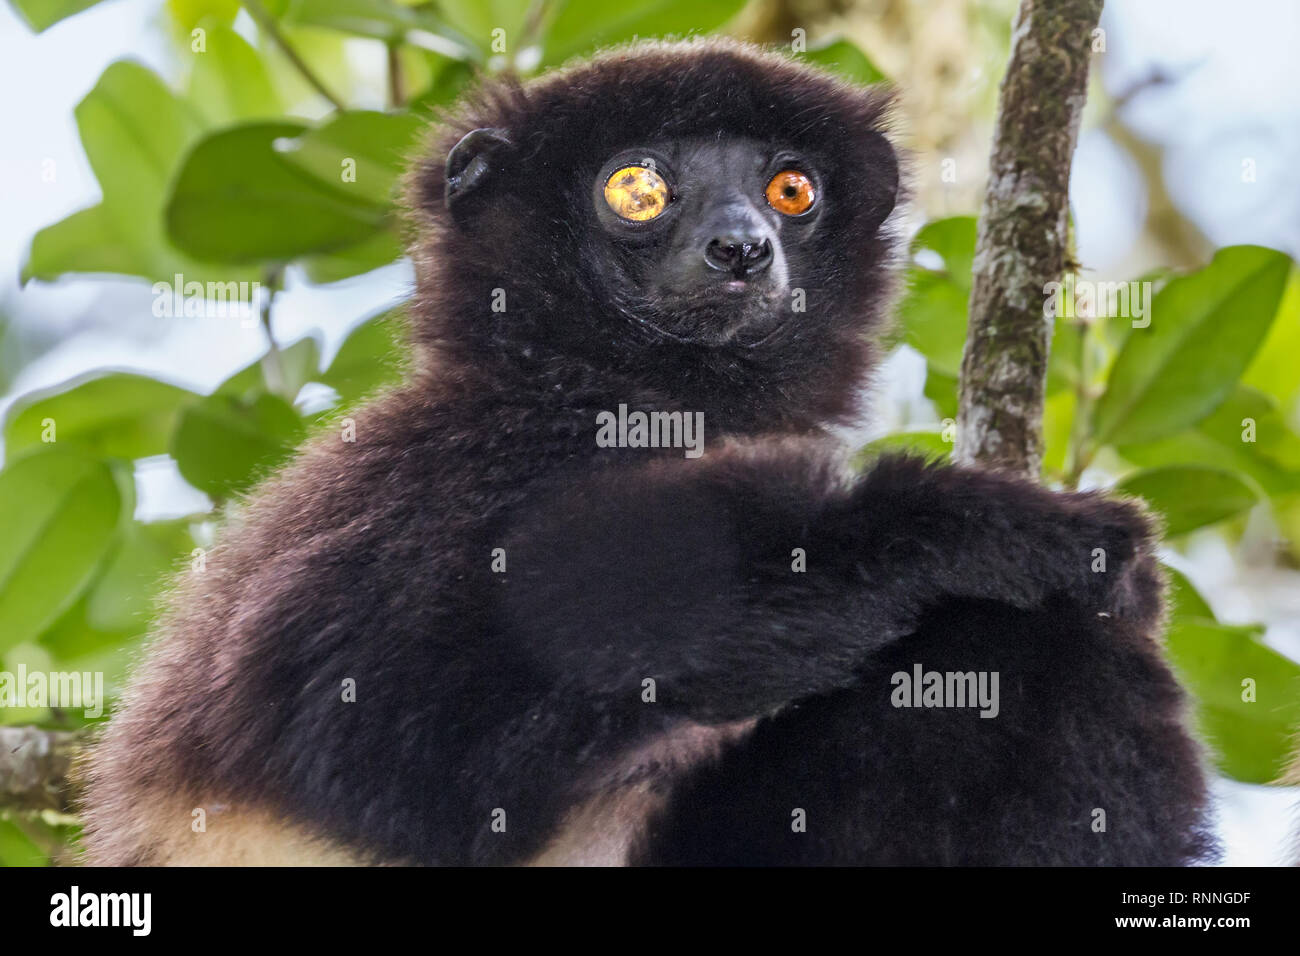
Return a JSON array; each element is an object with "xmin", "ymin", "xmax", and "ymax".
[{"xmin": 527, "ymin": 718, "xmax": 756, "ymax": 866}]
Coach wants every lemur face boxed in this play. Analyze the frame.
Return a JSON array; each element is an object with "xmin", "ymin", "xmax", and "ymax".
[
  {"xmin": 409, "ymin": 41, "xmax": 903, "ymax": 428},
  {"xmin": 438, "ymin": 121, "xmax": 894, "ymax": 355},
  {"xmin": 587, "ymin": 137, "xmax": 823, "ymax": 346}
]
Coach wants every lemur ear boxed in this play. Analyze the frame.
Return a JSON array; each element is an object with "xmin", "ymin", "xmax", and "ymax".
[
  {"xmin": 445, "ymin": 127, "xmax": 512, "ymax": 225},
  {"xmin": 859, "ymin": 131, "xmax": 900, "ymax": 233}
]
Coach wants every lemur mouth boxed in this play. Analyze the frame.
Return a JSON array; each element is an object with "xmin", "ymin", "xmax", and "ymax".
[
  {"xmin": 736, "ymin": 314, "xmax": 796, "ymax": 349},
  {"xmin": 628, "ymin": 313, "xmax": 791, "ymax": 349},
  {"xmin": 621, "ymin": 280, "xmax": 788, "ymax": 348},
  {"xmin": 627, "ymin": 306, "xmax": 788, "ymax": 349},
  {"xmin": 627, "ymin": 312, "xmax": 707, "ymax": 345}
]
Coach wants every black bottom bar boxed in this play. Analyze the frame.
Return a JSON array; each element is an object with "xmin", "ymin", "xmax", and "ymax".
[{"xmin": 0, "ymin": 865, "xmax": 1284, "ymax": 942}]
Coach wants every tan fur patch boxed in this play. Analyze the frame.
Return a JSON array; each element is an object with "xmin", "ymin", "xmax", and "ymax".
[
  {"xmin": 527, "ymin": 717, "xmax": 756, "ymax": 866},
  {"xmin": 88, "ymin": 794, "xmax": 371, "ymax": 867},
  {"xmin": 82, "ymin": 719, "xmax": 755, "ymax": 866},
  {"xmin": 526, "ymin": 785, "xmax": 663, "ymax": 866}
]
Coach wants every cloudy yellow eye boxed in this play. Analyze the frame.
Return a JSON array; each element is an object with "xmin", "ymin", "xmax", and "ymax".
[
  {"xmin": 604, "ymin": 165, "xmax": 671, "ymax": 221},
  {"xmin": 765, "ymin": 169, "xmax": 815, "ymax": 215}
]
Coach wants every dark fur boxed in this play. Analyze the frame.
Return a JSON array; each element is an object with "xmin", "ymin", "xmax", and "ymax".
[{"xmin": 81, "ymin": 38, "xmax": 1216, "ymax": 866}]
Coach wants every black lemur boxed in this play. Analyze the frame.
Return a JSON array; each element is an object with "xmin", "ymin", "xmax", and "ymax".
[{"xmin": 81, "ymin": 38, "xmax": 1217, "ymax": 866}]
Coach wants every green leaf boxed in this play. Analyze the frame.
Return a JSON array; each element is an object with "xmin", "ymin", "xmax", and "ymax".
[
  {"xmin": 1115, "ymin": 465, "xmax": 1258, "ymax": 537},
  {"xmin": 21, "ymin": 60, "xmax": 258, "ymax": 285},
  {"xmin": 0, "ymin": 641, "xmax": 55, "ymax": 724},
  {"xmin": 1162, "ymin": 564, "xmax": 1215, "ymax": 621},
  {"xmin": 853, "ymin": 429, "xmax": 951, "ymax": 470},
  {"xmin": 1119, "ymin": 386, "xmax": 1300, "ymax": 497},
  {"xmin": 283, "ymin": 0, "xmax": 416, "ymax": 39},
  {"xmin": 0, "ymin": 820, "xmax": 47, "ymax": 866},
  {"xmin": 911, "ymin": 216, "xmax": 976, "ymax": 279},
  {"xmin": 85, "ymin": 519, "xmax": 193, "ymax": 633},
  {"xmin": 408, "ymin": 55, "xmax": 475, "ymax": 110},
  {"xmin": 1275, "ymin": 497, "xmax": 1300, "ymax": 563},
  {"xmin": 21, "ymin": 60, "xmax": 232, "ymax": 284},
  {"xmin": 901, "ymin": 276, "xmax": 969, "ymax": 377},
  {"xmin": 4, "ymin": 372, "xmax": 200, "ymax": 464},
  {"xmin": 282, "ymin": 0, "xmax": 473, "ymax": 55},
  {"xmin": 799, "ymin": 38, "xmax": 885, "ymax": 84},
  {"xmin": 1041, "ymin": 389, "xmax": 1075, "ymax": 478},
  {"xmin": 1092, "ymin": 246, "xmax": 1292, "ymax": 447},
  {"xmin": 170, "ymin": 392, "xmax": 306, "ymax": 499},
  {"xmin": 1044, "ymin": 312, "xmax": 1084, "ymax": 396},
  {"xmin": 541, "ymin": 0, "xmax": 747, "ymax": 67},
  {"xmin": 40, "ymin": 589, "xmax": 143, "ymax": 675},
  {"xmin": 165, "ymin": 122, "xmax": 390, "ymax": 263},
  {"xmin": 7, "ymin": 0, "xmax": 104, "ymax": 32},
  {"xmin": 1165, "ymin": 617, "xmax": 1300, "ymax": 783},
  {"xmin": 166, "ymin": 0, "xmax": 241, "ymax": 29},
  {"xmin": 437, "ymin": 0, "xmax": 531, "ymax": 53},
  {"xmin": 216, "ymin": 336, "xmax": 324, "ymax": 401},
  {"xmin": 45, "ymin": 632, "xmax": 146, "ymax": 714},
  {"xmin": 186, "ymin": 19, "xmax": 281, "ymax": 124},
  {"xmin": 22, "ymin": 205, "xmax": 141, "ymax": 282},
  {"xmin": 301, "ymin": 228, "xmax": 403, "ymax": 284},
  {"xmin": 896, "ymin": 217, "xmax": 977, "ymax": 377},
  {"xmin": 0, "ymin": 451, "xmax": 123, "ymax": 652},
  {"xmin": 277, "ymin": 110, "xmax": 424, "ymax": 207},
  {"xmin": 321, "ymin": 308, "xmax": 408, "ymax": 405},
  {"xmin": 1242, "ymin": 268, "xmax": 1300, "ymax": 407},
  {"xmin": 73, "ymin": 60, "xmax": 200, "ymax": 248},
  {"xmin": 923, "ymin": 366, "xmax": 959, "ymax": 421}
]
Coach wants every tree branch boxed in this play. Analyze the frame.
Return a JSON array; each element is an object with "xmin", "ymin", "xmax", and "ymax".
[
  {"xmin": 955, "ymin": 0, "xmax": 1104, "ymax": 478},
  {"xmin": 0, "ymin": 726, "xmax": 87, "ymax": 814},
  {"xmin": 387, "ymin": 42, "xmax": 406, "ymax": 109}
]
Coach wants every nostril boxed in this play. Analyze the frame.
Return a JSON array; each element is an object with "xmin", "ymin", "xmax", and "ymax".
[
  {"xmin": 704, "ymin": 238, "xmax": 741, "ymax": 271},
  {"xmin": 704, "ymin": 236, "xmax": 773, "ymax": 276},
  {"xmin": 744, "ymin": 239, "xmax": 773, "ymax": 271}
]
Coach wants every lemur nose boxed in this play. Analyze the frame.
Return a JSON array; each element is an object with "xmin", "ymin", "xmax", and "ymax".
[{"xmin": 704, "ymin": 236, "xmax": 774, "ymax": 277}]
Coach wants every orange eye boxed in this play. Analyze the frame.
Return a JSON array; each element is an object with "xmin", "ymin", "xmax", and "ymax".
[
  {"xmin": 604, "ymin": 165, "xmax": 671, "ymax": 221},
  {"xmin": 765, "ymin": 169, "xmax": 815, "ymax": 215}
]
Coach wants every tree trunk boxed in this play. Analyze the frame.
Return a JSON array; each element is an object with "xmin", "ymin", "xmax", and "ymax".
[
  {"xmin": 0, "ymin": 727, "xmax": 85, "ymax": 813},
  {"xmin": 955, "ymin": 0, "xmax": 1104, "ymax": 478}
]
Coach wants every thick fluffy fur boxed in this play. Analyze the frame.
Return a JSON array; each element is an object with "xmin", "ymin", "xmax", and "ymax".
[{"xmin": 80, "ymin": 38, "xmax": 1216, "ymax": 866}]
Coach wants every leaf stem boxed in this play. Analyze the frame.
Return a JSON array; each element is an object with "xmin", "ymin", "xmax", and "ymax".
[
  {"xmin": 1062, "ymin": 210, "xmax": 1095, "ymax": 489},
  {"xmin": 245, "ymin": 0, "xmax": 347, "ymax": 112},
  {"xmin": 387, "ymin": 42, "xmax": 405, "ymax": 108},
  {"xmin": 260, "ymin": 266, "xmax": 289, "ymax": 400},
  {"xmin": 520, "ymin": 0, "xmax": 551, "ymax": 54},
  {"xmin": 1063, "ymin": 325, "xmax": 1090, "ymax": 487}
]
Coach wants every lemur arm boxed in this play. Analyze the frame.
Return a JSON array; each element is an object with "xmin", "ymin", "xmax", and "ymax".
[{"xmin": 498, "ymin": 445, "xmax": 1157, "ymax": 723}]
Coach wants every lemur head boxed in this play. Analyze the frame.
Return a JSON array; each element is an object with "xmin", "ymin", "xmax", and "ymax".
[{"xmin": 407, "ymin": 38, "xmax": 904, "ymax": 431}]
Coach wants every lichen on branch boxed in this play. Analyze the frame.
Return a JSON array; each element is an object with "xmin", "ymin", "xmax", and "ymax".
[
  {"xmin": 955, "ymin": 0, "xmax": 1104, "ymax": 478},
  {"xmin": 0, "ymin": 726, "xmax": 86, "ymax": 814}
]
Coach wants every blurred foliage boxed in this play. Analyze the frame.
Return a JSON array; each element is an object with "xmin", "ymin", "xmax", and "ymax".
[
  {"xmin": 876, "ymin": 227, "xmax": 1300, "ymax": 789},
  {"xmin": 1, "ymin": 0, "xmax": 1298, "ymax": 868}
]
